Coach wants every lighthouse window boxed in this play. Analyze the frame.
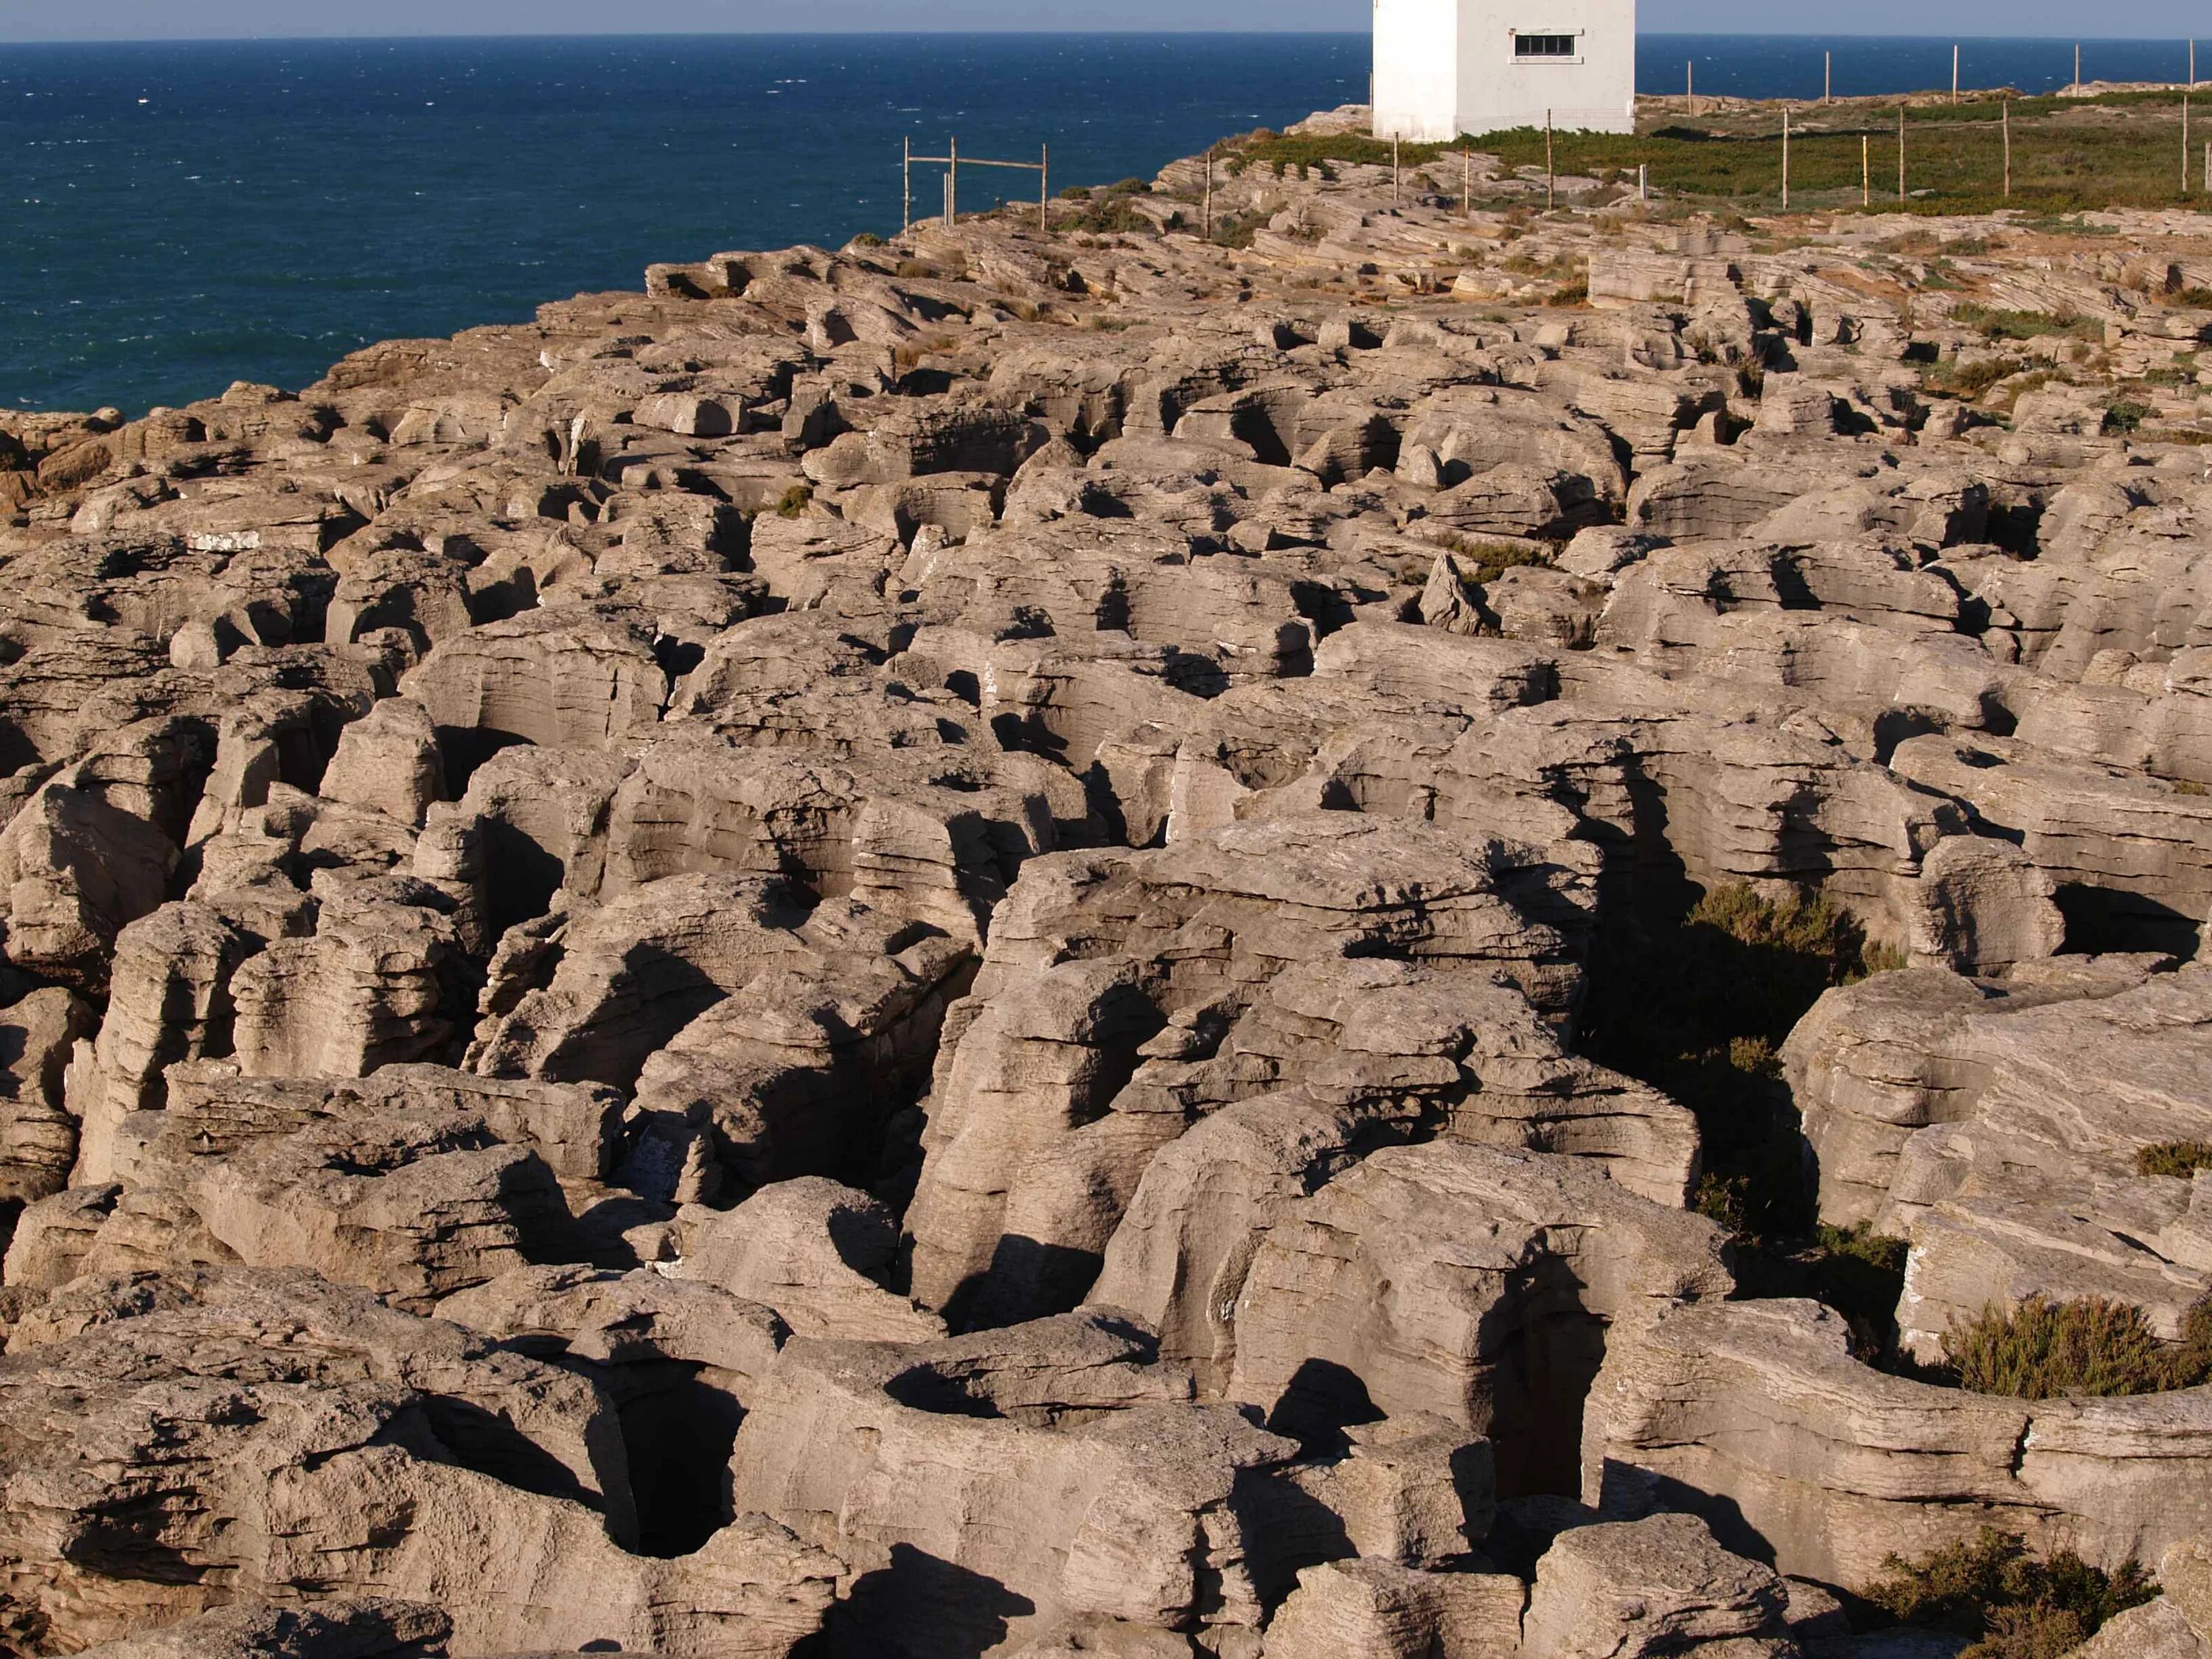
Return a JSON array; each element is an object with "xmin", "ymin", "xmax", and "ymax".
[{"xmin": 1514, "ymin": 34, "xmax": 1578, "ymax": 57}]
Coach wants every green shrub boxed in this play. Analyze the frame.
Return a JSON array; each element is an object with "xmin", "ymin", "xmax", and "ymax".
[
  {"xmin": 1950, "ymin": 303, "xmax": 2101, "ymax": 342},
  {"xmin": 1920, "ymin": 352, "xmax": 2026, "ymax": 400},
  {"xmin": 1862, "ymin": 939, "xmax": 1910, "ymax": 975},
  {"xmin": 1432, "ymin": 535, "xmax": 1554, "ymax": 585},
  {"xmin": 2139, "ymin": 1140, "xmax": 2212, "ymax": 1178},
  {"xmin": 1797, "ymin": 1222, "xmax": 1910, "ymax": 1351},
  {"xmin": 1691, "ymin": 1172, "xmax": 1752, "ymax": 1234},
  {"xmin": 773, "ymin": 483, "xmax": 813, "ymax": 519},
  {"xmin": 1866, "ymin": 1528, "xmax": 2154, "ymax": 1658},
  {"xmin": 1685, "ymin": 883, "xmax": 1868, "ymax": 970},
  {"xmin": 1061, "ymin": 192, "xmax": 1156, "ymax": 235},
  {"xmin": 1206, "ymin": 209, "xmax": 1268, "ymax": 251},
  {"xmin": 2104, "ymin": 397, "xmax": 2153, "ymax": 434},
  {"xmin": 1582, "ymin": 883, "xmax": 1896, "ymax": 1256},
  {"xmin": 1965, "ymin": 1605, "xmax": 2096, "ymax": 1658},
  {"xmin": 1816, "ymin": 1221, "xmax": 1907, "ymax": 1273},
  {"xmin": 1946, "ymin": 1293, "xmax": 2212, "ymax": 1398}
]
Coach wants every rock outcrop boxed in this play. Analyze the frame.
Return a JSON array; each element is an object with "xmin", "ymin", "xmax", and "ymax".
[{"xmin": 7, "ymin": 103, "xmax": 2212, "ymax": 1659}]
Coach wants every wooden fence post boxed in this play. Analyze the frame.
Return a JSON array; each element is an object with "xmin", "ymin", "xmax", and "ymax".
[
  {"xmin": 1825, "ymin": 50, "xmax": 1832, "ymax": 105},
  {"xmin": 1545, "ymin": 109, "xmax": 1555, "ymax": 209},
  {"xmin": 2187, "ymin": 95, "xmax": 2194, "ymax": 195},
  {"xmin": 1687, "ymin": 59, "xmax": 1694, "ymax": 117},
  {"xmin": 1899, "ymin": 105, "xmax": 1907, "ymax": 202},
  {"xmin": 1781, "ymin": 107, "xmax": 1790, "ymax": 209},
  {"xmin": 1393, "ymin": 134, "xmax": 1401, "ymax": 208},
  {"xmin": 902, "ymin": 141, "xmax": 1048, "ymax": 242},
  {"xmin": 2076, "ymin": 43, "xmax": 2081, "ymax": 91},
  {"xmin": 1203, "ymin": 145, "xmax": 1213, "ymax": 241},
  {"xmin": 1952, "ymin": 44, "xmax": 1959, "ymax": 105},
  {"xmin": 2003, "ymin": 100, "xmax": 2011, "ymax": 198},
  {"xmin": 1862, "ymin": 134, "xmax": 1870, "ymax": 207},
  {"xmin": 1464, "ymin": 146, "xmax": 1472, "ymax": 215}
]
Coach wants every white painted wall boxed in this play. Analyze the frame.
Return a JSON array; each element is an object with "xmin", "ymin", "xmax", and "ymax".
[
  {"xmin": 1372, "ymin": 0, "xmax": 1461, "ymax": 142},
  {"xmin": 1374, "ymin": 0, "xmax": 1635, "ymax": 141}
]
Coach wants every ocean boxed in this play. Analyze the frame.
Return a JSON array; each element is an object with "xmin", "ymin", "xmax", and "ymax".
[{"xmin": 4, "ymin": 32, "xmax": 2205, "ymax": 416}]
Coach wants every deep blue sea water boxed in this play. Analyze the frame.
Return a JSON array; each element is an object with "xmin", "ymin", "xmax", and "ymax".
[{"xmin": 4, "ymin": 32, "xmax": 2206, "ymax": 415}]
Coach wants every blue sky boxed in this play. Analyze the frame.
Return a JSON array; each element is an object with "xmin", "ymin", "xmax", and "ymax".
[{"xmin": 1, "ymin": 0, "xmax": 2208, "ymax": 38}]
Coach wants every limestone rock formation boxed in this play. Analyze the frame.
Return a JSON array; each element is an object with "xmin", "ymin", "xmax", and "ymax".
[
  {"xmin": 1520, "ymin": 1513, "xmax": 1790, "ymax": 1658},
  {"xmin": 7, "ymin": 106, "xmax": 2212, "ymax": 1659},
  {"xmin": 1787, "ymin": 959, "xmax": 2212, "ymax": 1354},
  {"xmin": 1582, "ymin": 1298, "xmax": 2212, "ymax": 1582},
  {"xmin": 72, "ymin": 1599, "xmax": 453, "ymax": 1659},
  {"xmin": 0, "ymin": 1267, "xmax": 838, "ymax": 1655}
]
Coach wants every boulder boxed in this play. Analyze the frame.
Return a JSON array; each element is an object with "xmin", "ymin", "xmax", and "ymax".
[
  {"xmin": 1582, "ymin": 1298, "xmax": 2212, "ymax": 1585},
  {"xmin": 1222, "ymin": 1141, "xmax": 1732, "ymax": 1495},
  {"xmin": 70, "ymin": 1599, "xmax": 452, "ymax": 1659},
  {"xmin": 1521, "ymin": 1513, "xmax": 1790, "ymax": 1659},
  {"xmin": 670, "ymin": 1178, "xmax": 944, "ymax": 1341},
  {"xmin": 0, "ymin": 781, "xmax": 178, "ymax": 990},
  {"xmin": 1259, "ymin": 1559, "xmax": 1524, "ymax": 1659},
  {"xmin": 903, "ymin": 813, "xmax": 1602, "ymax": 1329}
]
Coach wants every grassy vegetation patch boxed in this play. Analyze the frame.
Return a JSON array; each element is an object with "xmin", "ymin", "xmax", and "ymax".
[
  {"xmin": 2103, "ymin": 396, "xmax": 2154, "ymax": 433},
  {"xmin": 1582, "ymin": 883, "xmax": 1908, "ymax": 1346},
  {"xmin": 1206, "ymin": 209, "xmax": 1272, "ymax": 251},
  {"xmin": 1221, "ymin": 92, "xmax": 2212, "ymax": 215},
  {"xmin": 1430, "ymin": 535, "xmax": 1557, "ymax": 585},
  {"xmin": 1945, "ymin": 1292, "xmax": 2212, "ymax": 1398},
  {"xmin": 1950, "ymin": 303, "xmax": 2102, "ymax": 342},
  {"xmin": 1923, "ymin": 354, "xmax": 2026, "ymax": 400},
  {"xmin": 1229, "ymin": 129, "xmax": 1455, "ymax": 175},
  {"xmin": 1868, "ymin": 1528, "xmax": 2155, "ymax": 1658},
  {"xmin": 2139, "ymin": 1139, "xmax": 2212, "ymax": 1177},
  {"xmin": 891, "ymin": 333, "xmax": 964, "ymax": 372},
  {"xmin": 1058, "ymin": 178, "xmax": 1159, "ymax": 236}
]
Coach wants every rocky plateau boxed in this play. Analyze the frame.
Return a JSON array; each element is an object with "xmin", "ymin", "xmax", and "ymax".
[{"xmin": 5, "ymin": 103, "xmax": 2212, "ymax": 1659}]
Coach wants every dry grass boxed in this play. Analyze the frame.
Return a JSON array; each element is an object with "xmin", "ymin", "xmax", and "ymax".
[{"xmin": 1224, "ymin": 90, "xmax": 2212, "ymax": 217}]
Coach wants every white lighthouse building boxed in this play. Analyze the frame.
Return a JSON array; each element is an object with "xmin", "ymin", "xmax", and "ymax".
[{"xmin": 1372, "ymin": 0, "xmax": 1636, "ymax": 141}]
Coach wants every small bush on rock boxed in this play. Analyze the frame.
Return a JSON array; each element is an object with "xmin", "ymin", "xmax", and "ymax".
[
  {"xmin": 1432, "ymin": 535, "xmax": 1555, "ymax": 585},
  {"xmin": 1945, "ymin": 1292, "xmax": 2212, "ymax": 1398},
  {"xmin": 1060, "ymin": 178, "xmax": 1156, "ymax": 236},
  {"xmin": 1948, "ymin": 1295, "xmax": 2168, "ymax": 1397},
  {"xmin": 2104, "ymin": 395, "xmax": 2153, "ymax": 434},
  {"xmin": 1585, "ymin": 882, "xmax": 1907, "ymax": 1343},
  {"xmin": 1951, "ymin": 303, "xmax": 2102, "ymax": 342},
  {"xmin": 2138, "ymin": 1139, "xmax": 2212, "ymax": 1178},
  {"xmin": 1866, "ymin": 1528, "xmax": 2154, "ymax": 1658}
]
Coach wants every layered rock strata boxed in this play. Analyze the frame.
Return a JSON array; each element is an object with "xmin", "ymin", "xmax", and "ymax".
[{"xmin": 4, "ymin": 104, "xmax": 2212, "ymax": 1658}]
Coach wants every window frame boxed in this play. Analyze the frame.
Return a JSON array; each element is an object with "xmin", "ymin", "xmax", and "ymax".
[{"xmin": 1509, "ymin": 30, "xmax": 1584, "ymax": 63}]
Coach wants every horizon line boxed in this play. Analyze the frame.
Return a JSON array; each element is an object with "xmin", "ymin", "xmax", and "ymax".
[{"xmin": 4, "ymin": 28, "xmax": 2210, "ymax": 46}]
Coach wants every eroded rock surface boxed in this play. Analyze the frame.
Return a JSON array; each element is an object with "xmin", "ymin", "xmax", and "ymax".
[{"xmin": 4, "ymin": 102, "xmax": 2211, "ymax": 1659}]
